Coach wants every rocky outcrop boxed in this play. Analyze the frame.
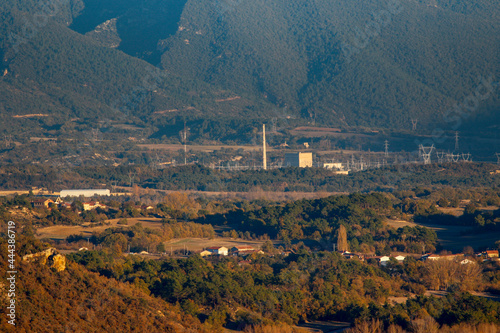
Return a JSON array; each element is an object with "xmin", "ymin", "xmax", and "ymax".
[{"xmin": 23, "ymin": 248, "xmax": 66, "ymax": 272}]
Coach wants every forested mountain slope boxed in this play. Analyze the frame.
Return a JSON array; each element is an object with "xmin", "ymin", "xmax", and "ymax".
[
  {"xmin": 0, "ymin": 0, "xmax": 271, "ymax": 137},
  {"xmin": 0, "ymin": 0, "xmax": 498, "ymax": 140},
  {"xmin": 160, "ymin": 0, "xmax": 500, "ymax": 129}
]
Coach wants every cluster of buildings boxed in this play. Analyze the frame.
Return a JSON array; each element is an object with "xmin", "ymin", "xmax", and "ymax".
[
  {"xmin": 339, "ymin": 252, "xmax": 407, "ymax": 266},
  {"xmin": 340, "ymin": 249, "xmax": 500, "ymax": 266},
  {"xmin": 31, "ymin": 189, "xmax": 112, "ymax": 211},
  {"xmin": 200, "ymin": 245, "xmax": 264, "ymax": 257},
  {"xmin": 481, "ymin": 250, "xmax": 500, "ymax": 259},
  {"xmin": 31, "ymin": 197, "xmax": 107, "ymax": 211},
  {"xmin": 283, "ymin": 152, "xmax": 349, "ymax": 174},
  {"xmin": 421, "ymin": 250, "xmax": 499, "ymax": 262},
  {"xmin": 195, "ymin": 246, "xmax": 500, "ymax": 264}
]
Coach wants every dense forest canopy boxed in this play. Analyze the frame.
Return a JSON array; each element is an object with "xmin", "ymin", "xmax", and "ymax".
[{"xmin": 1, "ymin": 162, "xmax": 499, "ymax": 193}]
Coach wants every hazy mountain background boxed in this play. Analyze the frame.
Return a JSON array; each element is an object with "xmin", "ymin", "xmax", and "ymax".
[
  {"xmin": 0, "ymin": 0, "xmax": 499, "ymax": 143},
  {"xmin": 159, "ymin": 0, "xmax": 500, "ymax": 129}
]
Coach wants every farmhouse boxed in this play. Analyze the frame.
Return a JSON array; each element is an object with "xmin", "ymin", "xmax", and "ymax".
[
  {"xmin": 395, "ymin": 255, "xmax": 406, "ymax": 263},
  {"xmin": 377, "ymin": 256, "xmax": 391, "ymax": 266},
  {"xmin": 31, "ymin": 198, "xmax": 54, "ymax": 209},
  {"xmin": 369, "ymin": 255, "xmax": 404, "ymax": 266},
  {"xmin": 483, "ymin": 250, "xmax": 499, "ymax": 259},
  {"xmin": 200, "ymin": 250, "xmax": 212, "ymax": 257},
  {"xmin": 231, "ymin": 246, "xmax": 255, "ymax": 255},
  {"xmin": 206, "ymin": 246, "xmax": 228, "ymax": 256},
  {"xmin": 83, "ymin": 201, "xmax": 106, "ymax": 211}
]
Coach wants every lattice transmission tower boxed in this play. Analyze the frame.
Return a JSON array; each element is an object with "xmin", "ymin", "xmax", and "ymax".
[{"xmin": 419, "ymin": 145, "xmax": 434, "ymax": 165}]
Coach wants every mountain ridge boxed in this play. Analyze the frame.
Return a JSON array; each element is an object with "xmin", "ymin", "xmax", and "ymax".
[{"xmin": 0, "ymin": 0, "xmax": 498, "ymax": 144}]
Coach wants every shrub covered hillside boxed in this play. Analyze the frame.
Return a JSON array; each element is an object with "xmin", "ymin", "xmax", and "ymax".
[{"xmin": 0, "ymin": 235, "xmax": 207, "ymax": 332}]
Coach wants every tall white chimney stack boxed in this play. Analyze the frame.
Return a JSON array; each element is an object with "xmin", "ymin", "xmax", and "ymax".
[{"xmin": 263, "ymin": 124, "xmax": 267, "ymax": 170}]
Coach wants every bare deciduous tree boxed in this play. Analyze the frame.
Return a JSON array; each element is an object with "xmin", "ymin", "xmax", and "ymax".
[
  {"xmin": 411, "ymin": 316, "xmax": 440, "ymax": 333},
  {"xmin": 337, "ymin": 225, "xmax": 349, "ymax": 252},
  {"xmin": 425, "ymin": 259, "xmax": 482, "ymax": 291}
]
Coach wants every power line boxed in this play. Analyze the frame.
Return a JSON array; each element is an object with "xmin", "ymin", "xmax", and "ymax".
[
  {"xmin": 436, "ymin": 151, "xmax": 445, "ymax": 163},
  {"xmin": 419, "ymin": 144, "xmax": 434, "ymax": 165},
  {"xmin": 4, "ymin": 135, "xmax": 12, "ymax": 148},
  {"xmin": 446, "ymin": 153, "xmax": 460, "ymax": 163},
  {"xmin": 128, "ymin": 171, "xmax": 136, "ymax": 186},
  {"xmin": 411, "ymin": 119, "xmax": 418, "ymax": 131}
]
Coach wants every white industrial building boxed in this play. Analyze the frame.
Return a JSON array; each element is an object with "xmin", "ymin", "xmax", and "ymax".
[
  {"xmin": 284, "ymin": 152, "xmax": 313, "ymax": 168},
  {"xmin": 323, "ymin": 162, "xmax": 344, "ymax": 170},
  {"xmin": 323, "ymin": 162, "xmax": 349, "ymax": 175},
  {"xmin": 60, "ymin": 189, "xmax": 110, "ymax": 197}
]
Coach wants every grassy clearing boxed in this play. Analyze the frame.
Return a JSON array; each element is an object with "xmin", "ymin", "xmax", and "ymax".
[
  {"xmin": 161, "ymin": 237, "xmax": 271, "ymax": 252},
  {"xmin": 35, "ymin": 218, "xmax": 165, "ymax": 240},
  {"xmin": 35, "ymin": 218, "xmax": 276, "ymax": 253}
]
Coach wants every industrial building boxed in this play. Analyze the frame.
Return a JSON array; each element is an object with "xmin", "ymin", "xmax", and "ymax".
[
  {"xmin": 284, "ymin": 152, "xmax": 313, "ymax": 168},
  {"xmin": 323, "ymin": 162, "xmax": 349, "ymax": 175},
  {"xmin": 323, "ymin": 162, "xmax": 344, "ymax": 170},
  {"xmin": 60, "ymin": 189, "xmax": 110, "ymax": 197}
]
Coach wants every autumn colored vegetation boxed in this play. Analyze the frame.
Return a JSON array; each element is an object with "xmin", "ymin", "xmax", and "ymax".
[{"xmin": 0, "ymin": 184, "xmax": 499, "ymax": 331}]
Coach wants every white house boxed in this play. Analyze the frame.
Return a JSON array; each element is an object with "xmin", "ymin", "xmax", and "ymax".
[
  {"xmin": 83, "ymin": 201, "xmax": 106, "ymax": 211},
  {"xmin": 200, "ymin": 250, "xmax": 213, "ymax": 257},
  {"xmin": 395, "ymin": 255, "xmax": 406, "ymax": 262},
  {"xmin": 206, "ymin": 246, "xmax": 228, "ymax": 256},
  {"xmin": 31, "ymin": 198, "xmax": 54, "ymax": 209},
  {"xmin": 378, "ymin": 256, "xmax": 391, "ymax": 266}
]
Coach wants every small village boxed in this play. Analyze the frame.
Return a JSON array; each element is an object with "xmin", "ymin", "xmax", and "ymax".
[
  {"xmin": 27, "ymin": 190, "xmax": 500, "ymax": 268},
  {"xmin": 191, "ymin": 245, "xmax": 500, "ymax": 266}
]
